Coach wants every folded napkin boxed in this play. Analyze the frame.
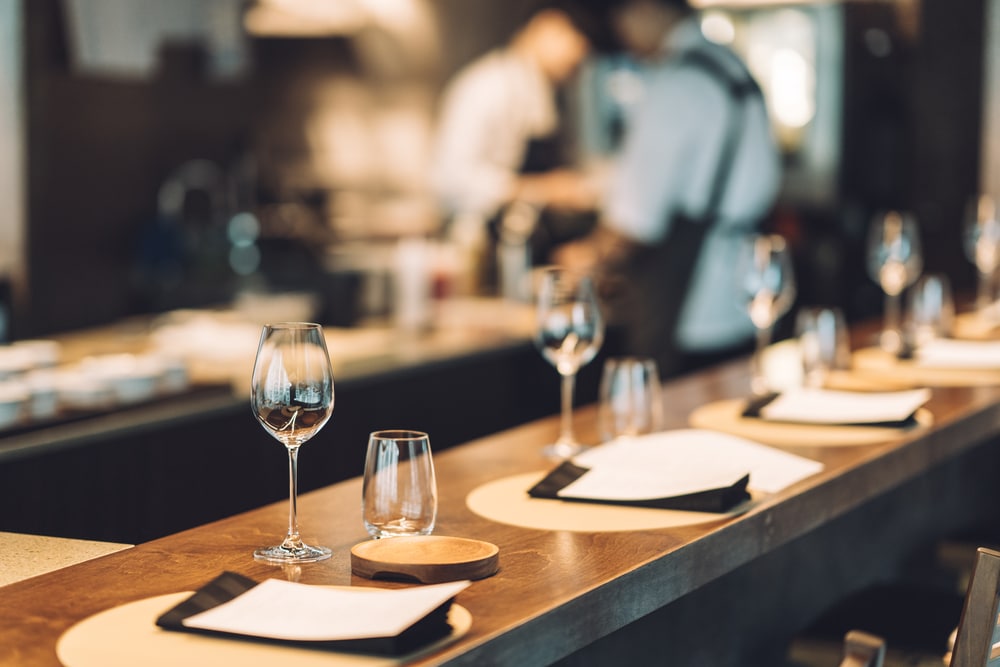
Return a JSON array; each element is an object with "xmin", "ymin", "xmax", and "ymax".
[
  {"xmin": 527, "ymin": 430, "xmax": 824, "ymax": 513},
  {"xmin": 743, "ymin": 387, "xmax": 931, "ymax": 427},
  {"xmin": 913, "ymin": 338, "xmax": 1000, "ymax": 369},
  {"xmin": 156, "ymin": 572, "xmax": 468, "ymax": 655},
  {"xmin": 529, "ymin": 459, "xmax": 750, "ymax": 513}
]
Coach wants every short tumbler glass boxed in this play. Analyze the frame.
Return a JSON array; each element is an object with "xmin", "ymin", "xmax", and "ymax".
[
  {"xmin": 362, "ymin": 430, "xmax": 437, "ymax": 539},
  {"xmin": 598, "ymin": 357, "xmax": 664, "ymax": 442}
]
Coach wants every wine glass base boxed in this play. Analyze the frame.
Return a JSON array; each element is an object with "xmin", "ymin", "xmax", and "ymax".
[
  {"xmin": 542, "ymin": 441, "xmax": 587, "ymax": 460},
  {"xmin": 253, "ymin": 543, "xmax": 332, "ymax": 564}
]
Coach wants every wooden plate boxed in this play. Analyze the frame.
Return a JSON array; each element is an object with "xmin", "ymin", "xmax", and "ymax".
[{"xmin": 351, "ymin": 536, "xmax": 499, "ymax": 584}]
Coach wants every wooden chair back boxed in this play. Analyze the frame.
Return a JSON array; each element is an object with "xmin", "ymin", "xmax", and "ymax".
[
  {"xmin": 950, "ymin": 547, "xmax": 1000, "ymax": 667},
  {"xmin": 838, "ymin": 630, "xmax": 886, "ymax": 667}
]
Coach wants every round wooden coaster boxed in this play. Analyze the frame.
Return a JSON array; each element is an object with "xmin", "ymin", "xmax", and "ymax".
[
  {"xmin": 351, "ymin": 536, "xmax": 499, "ymax": 584},
  {"xmin": 688, "ymin": 398, "xmax": 933, "ymax": 448}
]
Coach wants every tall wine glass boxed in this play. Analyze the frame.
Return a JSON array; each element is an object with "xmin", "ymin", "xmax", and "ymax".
[
  {"xmin": 963, "ymin": 194, "xmax": 1000, "ymax": 311},
  {"xmin": 735, "ymin": 234, "xmax": 797, "ymax": 395},
  {"xmin": 251, "ymin": 322, "xmax": 334, "ymax": 563},
  {"xmin": 866, "ymin": 210, "xmax": 923, "ymax": 354},
  {"xmin": 535, "ymin": 267, "xmax": 604, "ymax": 460}
]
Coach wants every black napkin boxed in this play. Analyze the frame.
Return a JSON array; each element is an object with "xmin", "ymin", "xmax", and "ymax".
[
  {"xmin": 527, "ymin": 460, "xmax": 750, "ymax": 513},
  {"xmin": 741, "ymin": 392, "xmax": 919, "ymax": 428},
  {"xmin": 155, "ymin": 571, "xmax": 455, "ymax": 656}
]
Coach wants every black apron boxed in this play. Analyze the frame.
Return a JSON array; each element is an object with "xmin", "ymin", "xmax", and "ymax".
[{"xmin": 608, "ymin": 48, "xmax": 766, "ymax": 377}]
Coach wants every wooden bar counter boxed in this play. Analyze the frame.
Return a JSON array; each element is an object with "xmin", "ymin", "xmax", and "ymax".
[{"xmin": 4, "ymin": 350, "xmax": 1000, "ymax": 666}]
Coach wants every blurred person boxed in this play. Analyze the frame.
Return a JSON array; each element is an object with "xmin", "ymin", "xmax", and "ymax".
[
  {"xmin": 555, "ymin": 0, "xmax": 782, "ymax": 377},
  {"xmin": 429, "ymin": 1, "xmax": 609, "ymax": 274}
]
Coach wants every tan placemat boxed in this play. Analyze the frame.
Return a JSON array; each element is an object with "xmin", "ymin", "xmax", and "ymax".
[
  {"xmin": 57, "ymin": 590, "xmax": 472, "ymax": 667},
  {"xmin": 465, "ymin": 471, "xmax": 751, "ymax": 532},
  {"xmin": 852, "ymin": 346, "xmax": 1000, "ymax": 387},
  {"xmin": 953, "ymin": 311, "xmax": 1000, "ymax": 341},
  {"xmin": 688, "ymin": 398, "xmax": 932, "ymax": 448}
]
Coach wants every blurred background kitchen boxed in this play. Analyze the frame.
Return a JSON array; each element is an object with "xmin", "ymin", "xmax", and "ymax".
[
  {"xmin": 0, "ymin": 0, "xmax": 995, "ymax": 543},
  {"xmin": 0, "ymin": 0, "xmax": 991, "ymax": 339}
]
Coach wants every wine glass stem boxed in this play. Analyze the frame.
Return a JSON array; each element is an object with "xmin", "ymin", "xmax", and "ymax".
[
  {"xmin": 559, "ymin": 371, "xmax": 577, "ymax": 444},
  {"xmin": 882, "ymin": 291, "xmax": 902, "ymax": 352},
  {"xmin": 978, "ymin": 270, "xmax": 992, "ymax": 310},
  {"xmin": 283, "ymin": 445, "xmax": 303, "ymax": 549},
  {"xmin": 751, "ymin": 325, "xmax": 772, "ymax": 395}
]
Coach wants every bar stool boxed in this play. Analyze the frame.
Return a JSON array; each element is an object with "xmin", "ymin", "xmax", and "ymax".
[{"xmin": 814, "ymin": 547, "xmax": 1000, "ymax": 667}]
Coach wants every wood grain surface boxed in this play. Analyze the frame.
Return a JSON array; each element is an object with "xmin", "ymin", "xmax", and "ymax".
[{"xmin": 3, "ymin": 346, "xmax": 1000, "ymax": 666}]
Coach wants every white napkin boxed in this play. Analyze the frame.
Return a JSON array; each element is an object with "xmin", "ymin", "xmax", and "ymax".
[
  {"xmin": 567, "ymin": 429, "xmax": 823, "ymax": 498},
  {"xmin": 182, "ymin": 579, "xmax": 469, "ymax": 642},
  {"xmin": 914, "ymin": 339, "xmax": 1000, "ymax": 369},
  {"xmin": 757, "ymin": 387, "xmax": 931, "ymax": 425}
]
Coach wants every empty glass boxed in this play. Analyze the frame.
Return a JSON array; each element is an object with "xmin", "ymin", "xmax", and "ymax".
[
  {"xmin": 735, "ymin": 234, "xmax": 797, "ymax": 395},
  {"xmin": 534, "ymin": 267, "xmax": 605, "ymax": 459},
  {"xmin": 906, "ymin": 273, "xmax": 955, "ymax": 348},
  {"xmin": 866, "ymin": 210, "xmax": 923, "ymax": 354},
  {"xmin": 362, "ymin": 430, "xmax": 437, "ymax": 539},
  {"xmin": 598, "ymin": 357, "xmax": 664, "ymax": 442},
  {"xmin": 795, "ymin": 306, "xmax": 850, "ymax": 388},
  {"xmin": 962, "ymin": 194, "xmax": 1000, "ymax": 311}
]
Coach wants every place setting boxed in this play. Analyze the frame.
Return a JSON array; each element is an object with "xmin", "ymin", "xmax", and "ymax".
[
  {"xmin": 678, "ymin": 230, "xmax": 933, "ymax": 449},
  {"xmin": 466, "ymin": 341, "xmax": 825, "ymax": 532},
  {"xmin": 851, "ymin": 207, "xmax": 1000, "ymax": 387},
  {"xmin": 56, "ymin": 323, "xmax": 497, "ymax": 667}
]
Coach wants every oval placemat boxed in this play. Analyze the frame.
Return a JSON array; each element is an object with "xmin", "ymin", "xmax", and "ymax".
[
  {"xmin": 465, "ymin": 471, "xmax": 751, "ymax": 532},
  {"xmin": 688, "ymin": 398, "xmax": 932, "ymax": 448},
  {"xmin": 57, "ymin": 590, "xmax": 472, "ymax": 667},
  {"xmin": 351, "ymin": 536, "xmax": 499, "ymax": 583},
  {"xmin": 852, "ymin": 346, "xmax": 1000, "ymax": 387}
]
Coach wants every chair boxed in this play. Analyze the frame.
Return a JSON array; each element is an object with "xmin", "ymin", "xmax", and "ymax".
[
  {"xmin": 838, "ymin": 630, "xmax": 886, "ymax": 667},
  {"xmin": 949, "ymin": 546, "xmax": 1000, "ymax": 667}
]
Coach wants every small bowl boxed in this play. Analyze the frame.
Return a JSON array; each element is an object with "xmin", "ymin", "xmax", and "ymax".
[
  {"xmin": 80, "ymin": 354, "xmax": 162, "ymax": 405},
  {"xmin": 0, "ymin": 381, "xmax": 29, "ymax": 428}
]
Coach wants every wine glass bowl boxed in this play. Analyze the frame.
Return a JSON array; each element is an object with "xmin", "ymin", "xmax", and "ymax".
[
  {"xmin": 736, "ymin": 234, "xmax": 797, "ymax": 395},
  {"xmin": 866, "ymin": 210, "xmax": 923, "ymax": 354},
  {"xmin": 963, "ymin": 194, "xmax": 1000, "ymax": 311},
  {"xmin": 251, "ymin": 322, "xmax": 334, "ymax": 564},
  {"xmin": 534, "ymin": 267, "xmax": 604, "ymax": 459}
]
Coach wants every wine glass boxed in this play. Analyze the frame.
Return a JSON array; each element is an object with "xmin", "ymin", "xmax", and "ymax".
[
  {"xmin": 735, "ymin": 234, "xmax": 797, "ymax": 395},
  {"xmin": 534, "ymin": 267, "xmax": 605, "ymax": 459},
  {"xmin": 251, "ymin": 322, "xmax": 334, "ymax": 563},
  {"xmin": 866, "ymin": 210, "xmax": 923, "ymax": 354},
  {"xmin": 962, "ymin": 194, "xmax": 1000, "ymax": 311}
]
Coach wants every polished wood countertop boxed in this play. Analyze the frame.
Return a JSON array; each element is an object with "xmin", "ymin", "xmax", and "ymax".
[{"xmin": 3, "ymin": 348, "xmax": 1000, "ymax": 666}]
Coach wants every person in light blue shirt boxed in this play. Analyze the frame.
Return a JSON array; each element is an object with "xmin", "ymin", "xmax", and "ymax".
[{"xmin": 556, "ymin": 0, "xmax": 782, "ymax": 376}]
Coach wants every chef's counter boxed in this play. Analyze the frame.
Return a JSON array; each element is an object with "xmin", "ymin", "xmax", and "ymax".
[{"xmin": 0, "ymin": 297, "xmax": 586, "ymax": 545}]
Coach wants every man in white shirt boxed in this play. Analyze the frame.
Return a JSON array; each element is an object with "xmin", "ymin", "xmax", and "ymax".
[
  {"xmin": 429, "ymin": 2, "xmax": 605, "ymax": 255},
  {"xmin": 556, "ymin": 0, "xmax": 782, "ymax": 376}
]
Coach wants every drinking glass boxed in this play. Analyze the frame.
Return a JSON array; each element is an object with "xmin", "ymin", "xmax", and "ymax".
[
  {"xmin": 251, "ymin": 322, "xmax": 334, "ymax": 563},
  {"xmin": 534, "ymin": 267, "xmax": 605, "ymax": 459},
  {"xmin": 362, "ymin": 430, "xmax": 437, "ymax": 538},
  {"xmin": 795, "ymin": 306, "xmax": 850, "ymax": 388},
  {"xmin": 866, "ymin": 210, "xmax": 923, "ymax": 354},
  {"xmin": 962, "ymin": 194, "xmax": 1000, "ymax": 311},
  {"xmin": 906, "ymin": 273, "xmax": 955, "ymax": 348},
  {"xmin": 735, "ymin": 234, "xmax": 797, "ymax": 395},
  {"xmin": 598, "ymin": 357, "xmax": 663, "ymax": 442}
]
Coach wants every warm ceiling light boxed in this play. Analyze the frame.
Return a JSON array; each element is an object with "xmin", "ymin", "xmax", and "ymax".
[{"xmin": 244, "ymin": 0, "xmax": 368, "ymax": 37}]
